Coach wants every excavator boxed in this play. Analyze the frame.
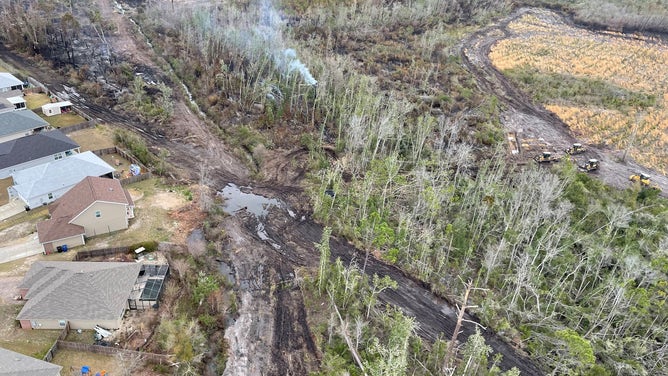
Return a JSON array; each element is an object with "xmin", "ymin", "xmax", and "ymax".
[
  {"xmin": 565, "ymin": 143, "xmax": 586, "ymax": 155},
  {"xmin": 629, "ymin": 172, "xmax": 661, "ymax": 191},
  {"xmin": 534, "ymin": 151, "xmax": 561, "ymax": 163},
  {"xmin": 579, "ymin": 159, "xmax": 599, "ymax": 172}
]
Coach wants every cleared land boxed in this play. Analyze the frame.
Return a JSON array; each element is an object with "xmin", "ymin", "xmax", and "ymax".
[{"xmin": 489, "ymin": 13, "xmax": 668, "ymax": 173}]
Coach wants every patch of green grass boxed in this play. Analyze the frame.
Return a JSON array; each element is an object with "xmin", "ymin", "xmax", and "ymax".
[
  {"xmin": 39, "ymin": 112, "xmax": 87, "ymax": 128},
  {"xmin": 503, "ymin": 65, "xmax": 656, "ymax": 110}
]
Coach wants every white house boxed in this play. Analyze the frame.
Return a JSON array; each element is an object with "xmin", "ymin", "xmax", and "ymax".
[
  {"xmin": 0, "ymin": 129, "xmax": 80, "ymax": 179},
  {"xmin": 9, "ymin": 151, "xmax": 115, "ymax": 209}
]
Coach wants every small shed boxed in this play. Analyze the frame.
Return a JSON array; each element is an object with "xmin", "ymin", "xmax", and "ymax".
[{"xmin": 41, "ymin": 101, "xmax": 73, "ymax": 116}]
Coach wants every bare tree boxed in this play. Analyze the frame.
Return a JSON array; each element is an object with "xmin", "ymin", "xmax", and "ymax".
[{"xmin": 444, "ymin": 278, "xmax": 488, "ymax": 371}]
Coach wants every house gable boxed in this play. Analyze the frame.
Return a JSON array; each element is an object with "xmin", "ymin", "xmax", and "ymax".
[{"xmin": 70, "ymin": 200, "xmax": 129, "ymax": 237}]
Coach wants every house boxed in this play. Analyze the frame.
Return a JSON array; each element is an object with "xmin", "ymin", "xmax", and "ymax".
[
  {"xmin": 41, "ymin": 101, "xmax": 73, "ymax": 117},
  {"xmin": 0, "ymin": 130, "xmax": 80, "ymax": 179},
  {"xmin": 0, "ymin": 110, "xmax": 50, "ymax": 143},
  {"xmin": 9, "ymin": 151, "xmax": 115, "ymax": 209},
  {"xmin": 0, "ymin": 73, "xmax": 24, "ymax": 93},
  {"xmin": 16, "ymin": 261, "xmax": 142, "ymax": 330},
  {"xmin": 0, "ymin": 347, "xmax": 61, "ymax": 376},
  {"xmin": 36, "ymin": 176, "xmax": 134, "ymax": 253},
  {"xmin": 0, "ymin": 92, "xmax": 26, "ymax": 114}
]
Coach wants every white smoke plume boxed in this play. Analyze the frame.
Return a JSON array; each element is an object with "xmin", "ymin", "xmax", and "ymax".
[{"xmin": 256, "ymin": 0, "xmax": 317, "ymax": 86}]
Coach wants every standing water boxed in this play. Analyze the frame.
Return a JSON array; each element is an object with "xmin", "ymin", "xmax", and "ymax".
[{"xmin": 219, "ymin": 183, "xmax": 294, "ymax": 250}]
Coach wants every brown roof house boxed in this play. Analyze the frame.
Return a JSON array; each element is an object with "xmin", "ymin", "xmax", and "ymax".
[
  {"xmin": 36, "ymin": 176, "xmax": 135, "ymax": 254},
  {"xmin": 16, "ymin": 261, "xmax": 141, "ymax": 330},
  {"xmin": 0, "ymin": 346, "xmax": 62, "ymax": 376}
]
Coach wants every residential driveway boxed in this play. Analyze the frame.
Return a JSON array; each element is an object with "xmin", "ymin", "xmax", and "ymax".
[
  {"xmin": 0, "ymin": 234, "xmax": 41, "ymax": 264},
  {"xmin": 0, "ymin": 199, "xmax": 25, "ymax": 221}
]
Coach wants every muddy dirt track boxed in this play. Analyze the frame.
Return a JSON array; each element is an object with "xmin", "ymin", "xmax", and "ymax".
[
  {"xmin": 10, "ymin": 4, "xmax": 654, "ymax": 375},
  {"xmin": 461, "ymin": 7, "xmax": 668, "ymax": 194}
]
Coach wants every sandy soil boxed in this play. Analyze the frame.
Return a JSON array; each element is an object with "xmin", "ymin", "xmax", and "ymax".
[{"xmin": 461, "ymin": 7, "xmax": 668, "ymax": 193}]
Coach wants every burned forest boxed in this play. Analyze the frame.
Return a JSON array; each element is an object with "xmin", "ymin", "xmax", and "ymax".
[{"xmin": 1, "ymin": 0, "xmax": 667, "ymax": 375}]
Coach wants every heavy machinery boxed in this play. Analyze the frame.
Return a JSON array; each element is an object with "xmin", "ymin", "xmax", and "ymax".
[
  {"xmin": 579, "ymin": 159, "xmax": 599, "ymax": 172},
  {"xmin": 534, "ymin": 151, "xmax": 561, "ymax": 163},
  {"xmin": 565, "ymin": 143, "xmax": 586, "ymax": 155},
  {"xmin": 629, "ymin": 172, "xmax": 652, "ymax": 186}
]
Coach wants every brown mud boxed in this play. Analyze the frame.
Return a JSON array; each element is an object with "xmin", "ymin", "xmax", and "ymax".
[{"xmin": 9, "ymin": 4, "xmax": 663, "ymax": 375}]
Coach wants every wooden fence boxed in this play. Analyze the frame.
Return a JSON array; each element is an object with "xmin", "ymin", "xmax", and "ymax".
[
  {"xmin": 92, "ymin": 146, "xmax": 153, "ymax": 185},
  {"xmin": 56, "ymin": 341, "xmax": 172, "ymax": 365},
  {"xmin": 43, "ymin": 322, "xmax": 70, "ymax": 362},
  {"xmin": 75, "ymin": 246, "xmax": 129, "ymax": 261},
  {"xmin": 61, "ymin": 120, "xmax": 96, "ymax": 134},
  {"xmin": 27, "ymin": 77, "xmax": 49, "ymax": 94}
]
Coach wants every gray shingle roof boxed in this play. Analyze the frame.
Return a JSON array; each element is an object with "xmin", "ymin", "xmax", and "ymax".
[
  {"xmin": 0, "ymin": 129, "xmax": 79, "ymax": 170},
  {"xmin": 0, "ymin": 347, "xmax": 62, "ymax": 376},
  {"xmin": 17, "ymin": 261, "xmax": 141, "ymax": 322},
  {"xmin": 11, "ymin": 151, "xmax": 115, "ymax": 199},
  {"xmin": 0, "ymin": 110, "xmax": 48, "ymax": 137}
]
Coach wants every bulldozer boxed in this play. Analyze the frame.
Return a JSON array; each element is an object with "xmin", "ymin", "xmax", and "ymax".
[
  {"xmin": 579, "ymin": 159, "xmax": 599, "ymax": 172},
  {"xmin": 565, "ymin": 143, "xmax": 586, "ymax": 155},
  {"xmin": 629, "ymin": 172, "xmax": 652, "ymax": 186},
  {"xmin": 534, "ymin": 151, "xmax": 561, "ymax": 163}
]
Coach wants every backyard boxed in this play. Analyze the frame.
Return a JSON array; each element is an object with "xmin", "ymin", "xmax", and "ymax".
[{"xmin": 23, "ymin": 92, "xmax": 86, "ymax": 128}]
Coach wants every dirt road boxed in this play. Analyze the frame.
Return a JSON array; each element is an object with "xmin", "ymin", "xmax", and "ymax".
[
  {"xmin": 0, "ymin": 3, "xmax": 546, "ymax": 375},
  {"xmin": 461, "ymin": 7, "xmax": 668, "ymax": 193}
]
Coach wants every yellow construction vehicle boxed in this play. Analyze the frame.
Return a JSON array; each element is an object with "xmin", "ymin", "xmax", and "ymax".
[
  {"xmin": 565, "ymin": 143, "xmax": 586, "ymax": 155},
  {"xmin": 579, "ymin": 159, "xmax": 599, "ymax": 172},
  {"xmin": 630, "ymin": 172, "xmax": 652, "ymax": 186},
  {"xmin": 534, "ymin": 151, "xmax": 561, "ymax": 163}
]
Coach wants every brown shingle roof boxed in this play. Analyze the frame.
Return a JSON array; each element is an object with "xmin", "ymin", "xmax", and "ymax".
[
  {"xmin": 36, "ymin": 216, "xmax": 84, "ymax": 243},
  {"xmin": 36, "ymin": 176, "xmax": 132, "ymax": 244},
  {"xmin": 50, "ymin": 176, "xmax": 130, "ymax": 219}
]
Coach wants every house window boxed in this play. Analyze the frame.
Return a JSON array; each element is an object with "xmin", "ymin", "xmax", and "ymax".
[
  {"xmin": 59, "ymin": 320, "xmax": 66, "ymax": 327},
  {"xmin": 65, "ymin": 150, "xmax": 73, "ymax": 156},
  {"xmin": 54, "ymin": 153, "xmax": 63, "ymax": 160},
  {"xmin": 48, "ymin": 193, "xmax": 53, "ymax": 200},
  {"xmin": 95, "ymin": 210, "xmax": 101, "ymax": 218}
]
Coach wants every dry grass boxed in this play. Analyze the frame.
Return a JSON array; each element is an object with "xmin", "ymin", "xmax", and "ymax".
[
  {"xmin": 81, "ymin": 178, "xmax": 189, "ymax": 250},
  {"xmin": 0, "ymin": 304, "xmax": 61, "ymax": 358},
  {"xmin": 0, "ymin": 177, "xmax": 12, "ymax": 205},
  {"xmin": 24, "ymin": 93, "xmax": 52, "ymax": 110},
  {"xmin": 51, "ymin": 349, "xmax": 122, "ymax": 375},
  {"xmin": 0, "ymin": 251, "xmax": 74, "ymax": 275},
  {"xmin": 489, "ymin": 13, "xmax": 668, "ymax": 172},
  {"xmin": 67, "ymin": 124, "xmax": 116, "ymax": 151}
]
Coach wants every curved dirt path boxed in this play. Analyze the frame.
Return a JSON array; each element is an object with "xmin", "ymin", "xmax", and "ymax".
[
  {"xmin": 0, "ymin": 4, "xmax": 547, "ymax": 375},
  {"xmin": 461, "ymin": 7, "xmax": 668, "ymax": 194}
]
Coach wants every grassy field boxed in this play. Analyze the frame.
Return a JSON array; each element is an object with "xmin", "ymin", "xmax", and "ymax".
[
  {"xmin": 489, "ymin": 13, "xmax": 668, "ymax": 173},
  {"xmin": 68, "ymin": 124, "xmax": 117, "ymax": 151},
  {"xmin": 24, "ymin": 93, "xmax": 51, "ymax": 110},
  {"xmin": 39, "ymin": 112, "xmax": 86, "ymax": 128}
]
